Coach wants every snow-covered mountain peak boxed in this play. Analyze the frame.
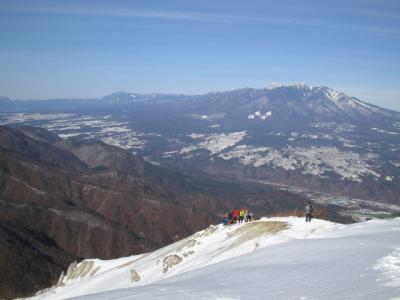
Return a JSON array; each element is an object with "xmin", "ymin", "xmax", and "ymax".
[
  {"xmin": 290, "ymin": 81, "xmax": 313, "ymax": 90},
  {"xmin": 266, "ymin": 84, "xmax": 398, "ymax": 118},
  {"xmin": 266, "ymin": 81, "xmax": 283, "ymax": 89},
  {"xmin": 267, "ymin": 81, "xmax": 313, "ymax": 91},
  {"xmin": 320, "ymin": 86, "xmax": 344, "ymax": 102},
  {"xmin": 267, "ymin": 83, "xmax": 345, "ymax": 103},
  {"xmin": 315, "ymin": 86, "xmax": 385, "ymax": 116}
]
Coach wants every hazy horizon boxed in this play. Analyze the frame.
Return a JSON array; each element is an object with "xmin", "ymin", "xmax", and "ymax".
[{"xmin": 0, "ymin": 0, "xmax": 399, "ymax": 110}]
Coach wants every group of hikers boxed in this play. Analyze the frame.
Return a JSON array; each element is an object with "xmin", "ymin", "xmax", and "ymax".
[
  {"xmin": 222, "ymin": 201, "xmax": 315, "ymax": 225},
  {"xmin": 223, "ymin": 208, "xmax": 253, "ymax": 225}
]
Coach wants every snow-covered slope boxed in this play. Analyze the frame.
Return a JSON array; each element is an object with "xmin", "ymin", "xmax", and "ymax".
[{"xmin": 31, "ymin": 217, "xmax": 400, "ymax": 300}]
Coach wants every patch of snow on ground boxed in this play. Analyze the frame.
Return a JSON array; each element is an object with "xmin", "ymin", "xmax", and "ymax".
[
  {"xmin": 310, "ymin": 122, "xmax": 336, "ymax": 129},
  {"xmin": 100, "ymin": 126, "xmax": 131, "ymax": 133},
  {"xmin": 189, "ymin": 133, "xmax": 206, "ymax": 139},
  {"xmin": 101, "ymin": 132, "xmax": 146, "ymax": 150},
  {"xmin": 220, "ymin": 145, "xmax": 380, "ymax": 182},
  {"xmin": 181, "ymin": 132, "xmax": 246, "ymax": 155},
  {"xmin": 191, "ymin": 113, "xmax": 226, "ymax": 121},
  {"xmin": 374, "ymin": 247, "xmax": 400, "ymax": 288},
  {"xmin": 57, "ymin": 125, "xmax": 82, "ymax": 131},
  {"xmin": 248, "ymin": 111, "xmax": 272, "ymax": 121},
  {"xmin": 219, "ymin": 145, "xmax": 297, "ymax": 170},
  {"xmin": 390, "ymin": 161, "xmax": 400, "ymax": 168},
  {"xmin": 372, "ymin": 128, "xmax": 399, "ymax": 135},
  {"xmin": 58, "ymin": 133, "xmax": 87, "ymax": 139},
  {"xmin": 301, "ymin": 134, "xmax": 319, "ymax": 139},
  {"xmin": 163, "ymin": 151, "xmax": 179, "ymax": 155},
  {"xmin": 335, "ymin": 124, "xmax": 356, "ymax": 133},
  {"xmin": 180, "ymin": 145, "xmax": 198, "ymax": 154},
  {"xmin": 0, "ymin": 113, "xmax": 149, "ymax": 151},
  {"xmin": 0, "ymin": 113, "xmax": 75, "ymax": 125}
]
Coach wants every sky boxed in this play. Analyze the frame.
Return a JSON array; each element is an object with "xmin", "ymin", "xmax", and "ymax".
[{"xmin": 0, "ymin": 0, "xmax": 399, "ymax": 110}]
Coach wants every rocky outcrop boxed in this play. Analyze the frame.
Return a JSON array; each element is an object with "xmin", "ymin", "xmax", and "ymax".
[
  {"xmin": 162, "ymin": 254, "xmax": 183, "ymax": 273},
  {"xmin": 131, "ymin": 270, "xmax": 142, "ymax": 282},
  {"xmin": 66, "ymin": 261, "xmax": 95, "ymax": 280}
]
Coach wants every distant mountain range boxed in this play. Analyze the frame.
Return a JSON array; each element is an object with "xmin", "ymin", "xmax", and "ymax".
[
  {"xmin": 1, "ymin": 83, "xmax": 400, "ymax": 206},
  {"xmin": 2, "ymin": 84, "xmax": 399, "ymax": 123}
]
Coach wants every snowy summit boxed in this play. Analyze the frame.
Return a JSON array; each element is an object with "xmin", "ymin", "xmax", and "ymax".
[{"xmin": 31, "ymin": 217, "xmax": 400, "ymax": 300}]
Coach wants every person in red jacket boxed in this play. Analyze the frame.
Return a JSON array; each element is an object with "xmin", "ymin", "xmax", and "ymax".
[{"xmin": 233, "ymin": 209, "xmax": 239, "ymax": 224}]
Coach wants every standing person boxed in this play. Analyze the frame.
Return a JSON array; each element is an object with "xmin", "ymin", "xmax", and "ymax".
[
  {"xmin": 228, "ymin": 210, "xmax": 233, "ymax": 225},
  {"xmin": 246, "ymin": 211, "xmax": 253, "ymax": 222},
  {"xmin": 305, "ymin": 201, "xmax": 314, "ymax": 222},
  {"xmin": 233, "ymin": 209, "xmax": 239, "ymax": 224},
  {"xmin": 239, "ymin": 209, "xmax": 245, "ymax": 223},
  {"xmin": 223, "ymin": 214, "xmax": 229, "ymax": 226}
]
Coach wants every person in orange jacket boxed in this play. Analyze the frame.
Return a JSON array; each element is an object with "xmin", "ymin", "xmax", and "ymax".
[{"xmin": 233, "ymin": 209, "xmax": 239, "ymax": 223}]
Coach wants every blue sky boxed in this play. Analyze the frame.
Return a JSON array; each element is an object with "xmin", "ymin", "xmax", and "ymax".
[{"xmin": 0, "ymin": 0, "xmax": 399, "ymax": 110}]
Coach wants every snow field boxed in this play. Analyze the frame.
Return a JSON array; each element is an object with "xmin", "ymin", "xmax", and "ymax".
[
  {"xmin": 219, "ymin": 145, "xmax": 380, "ymax": 182},
  {"xmin": 181, "ymin": 131, "xmax": 246, "ymax": 155},
  {"xmin": 74, "ymin": 218, "xmax": 400, "ymax": 300},
  {"xmin": 32, "ymin": 217, "xmax": 338, "ymax": 299}
]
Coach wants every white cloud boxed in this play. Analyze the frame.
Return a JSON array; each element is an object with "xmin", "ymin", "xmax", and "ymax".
[{"xmin": 1, "ymin": 3, "xmax": 399, "ymax": 37}]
